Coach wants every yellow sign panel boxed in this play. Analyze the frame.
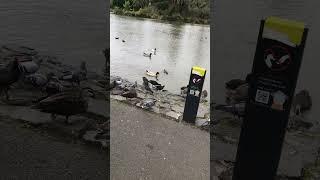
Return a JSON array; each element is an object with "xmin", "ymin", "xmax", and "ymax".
[
  {"xmin": 192, "ymin": 66, "xmax": 206, "ymax": 77},
  {"xmin": 264, "ymin": 16, "xmax": 305, "ymax": 46}
]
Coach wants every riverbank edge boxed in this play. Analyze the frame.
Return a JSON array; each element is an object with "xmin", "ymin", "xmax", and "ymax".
[
  {"xmin": 110, "ymin": 97, "xmax": 210, "ymax": 132},
  {"xmin": 109, "ymin": 75, "xmax": 210, "ymax": 132},
  {"xmin": 110, "ymin": 8, "xmax": 210, "ymax": 25}
]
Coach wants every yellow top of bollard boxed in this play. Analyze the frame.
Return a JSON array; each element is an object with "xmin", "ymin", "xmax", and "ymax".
[
  {"xmin": 192, "ymin": 66, "xmax": 206, "ymax": 77},
  {"xmin": 265, "ymin": 16, "xmax": 305, "ymax": 46}
]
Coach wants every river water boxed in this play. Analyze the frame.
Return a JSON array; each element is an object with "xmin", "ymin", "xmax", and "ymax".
[
  {"xmin": 213, "ymin": 0, "xmax": 320, "ymax": 121},
  {"xmin": 110, "ymin": 13, "xmax": 210, "ymax": 96},
  {"xmin": 0, "ymin": 0, "xmax": 107, "ymax": 73}
]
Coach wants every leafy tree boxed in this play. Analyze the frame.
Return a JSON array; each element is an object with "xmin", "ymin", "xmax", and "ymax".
[{"xmin": 112, "ymin": 0, "xmax": 126, "ymax": 8}]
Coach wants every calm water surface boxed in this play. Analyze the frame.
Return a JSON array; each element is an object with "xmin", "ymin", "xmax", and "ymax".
[
  {"xmin": 0, "ymin": 0, "xmax": 107, "ymax": 73},
  {"xmin": 110, "ymin": 13, "xmax": 210, "ymax": 96}
]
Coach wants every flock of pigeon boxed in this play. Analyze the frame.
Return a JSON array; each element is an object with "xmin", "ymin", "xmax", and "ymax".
[{"xmin": 0, "ymin": 48, "xmax": 95, "ymax": 124}]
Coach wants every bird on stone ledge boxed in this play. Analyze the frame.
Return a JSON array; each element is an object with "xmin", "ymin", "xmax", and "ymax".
[{"xmin": 31, "ymin": 87, "xmax": 95, "ymax": 124}]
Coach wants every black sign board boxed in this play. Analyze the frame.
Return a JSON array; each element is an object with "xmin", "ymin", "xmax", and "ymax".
[
  {"xmin": 233, "ymin": 17, "xmax": 308, "ymax": 180},
  {"xmin": 183, "ymin": 66, "xmax": 206, "ymax": 124}
]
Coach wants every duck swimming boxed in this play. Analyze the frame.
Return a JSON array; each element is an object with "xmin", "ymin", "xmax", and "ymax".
[
  {"xmin": 145, "ymin": 70, "xmax": 159, "ymax": 78},
  {"xmin": 152, "ymin": 48, "xmax": 156, "ymax": 55},
  {"xmin": 32, "ymin": 87, "xmax": 94, "ymax": 124},
  {"xmin": 143, "ymin": 52, "xmax": 152, "ymax": 58},
  {"xmin": 163, "ymin": 69, "xmax": 168, "ymax": 75}
]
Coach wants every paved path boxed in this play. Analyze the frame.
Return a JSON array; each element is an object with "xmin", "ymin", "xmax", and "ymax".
[
  {"xmin": 0, "ymin": 118, "xmax": 109, "ymax": 180},
  {"xmin": 110, "ymin": 99, "xmax": 210, "ymax": 180}
]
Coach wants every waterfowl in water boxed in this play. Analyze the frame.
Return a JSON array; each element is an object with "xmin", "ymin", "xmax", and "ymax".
[
  {"xmin": 32, "ymin": 87, "xmax": 94, "ymax": 124},
  {"xmin": 0, "ymin": 58, "xmax": 24, "ymax": 100},
  {"xmin": 143, "ymin": 52, "xmax": 152, "ymax": 58},
  {"xmin": 152, "ymin": 48, "xmax": 156, "ymax": 55},
  {"xmin": 145, "ymin": 70, "xmax": 159, "ymax": 78},
  {"xmin": 122, "ymin": 40, "xmax": 126, "ymax": 42},
  {"xmin": 292, "ymin": 90, "xmax": 312, "ymax": 116},
  {"xmin": 163, "ymin": 69, "xmax": 168, "ymax": 75},
  {"xmin": 115, "ymin": 37, "xmax": 119, "ymax": 39}
]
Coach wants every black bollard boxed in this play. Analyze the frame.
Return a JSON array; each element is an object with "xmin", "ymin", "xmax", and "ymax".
[
  {"xmin": 183, "ymin": 66, "xmax": 206, "ymax": 124},
  {"xmin": 233, "ymin": 17, "xmax": 308, "ymax": 180}
]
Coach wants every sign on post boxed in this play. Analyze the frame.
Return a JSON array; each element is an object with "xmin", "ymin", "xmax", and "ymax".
[
  {"xmin": 233, "ymin": 17, "xmax": 308, "ymax": 180},
  {"xmin": 183, "ymin": 66, "xmax": 206, "ymax": 124}
]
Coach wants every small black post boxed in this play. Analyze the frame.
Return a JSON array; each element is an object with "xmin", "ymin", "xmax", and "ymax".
[{"xmin": 183, "ymin": 66, "xmax": 206, "ymax": 124}]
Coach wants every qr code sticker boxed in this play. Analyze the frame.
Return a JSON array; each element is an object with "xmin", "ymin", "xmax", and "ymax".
[{"xmin": 255, "ymin": 89, "xmax": 270, "ymax": 104}]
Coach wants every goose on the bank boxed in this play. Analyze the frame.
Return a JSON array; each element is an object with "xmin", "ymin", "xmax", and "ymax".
[
  {"xmin": 292, "ymin": 90, "xmax": 312, "ymax": 116},
  {"xmin": 146, "ymin": 70, "xmax": 159, "ymax": 78},
  {"xmin": 148, "ymin": 80, "xmax": 165, "ymax": 90},
  {"xmin": 148, "ymin": 80, "xmax": 161, "ymax": 86},
  {"xmin": 31, "ymin": 87, "xmax": 94, "ymax": 124},
  {"xmin": 154, "ymin": 85, "xmax": 165, "ymax": 91},
  {"xmin": 142, "ymin": 77, "xmax": 153, "ymax": 94},
  {"xmin": 0, "ymin": 58, "xmax": 24, "ymax": 100}
]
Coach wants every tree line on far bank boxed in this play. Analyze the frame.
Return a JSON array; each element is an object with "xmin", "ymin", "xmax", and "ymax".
[{"xmin": 111, "ymin": 0, "xmax": 209, "ymax": 24}]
